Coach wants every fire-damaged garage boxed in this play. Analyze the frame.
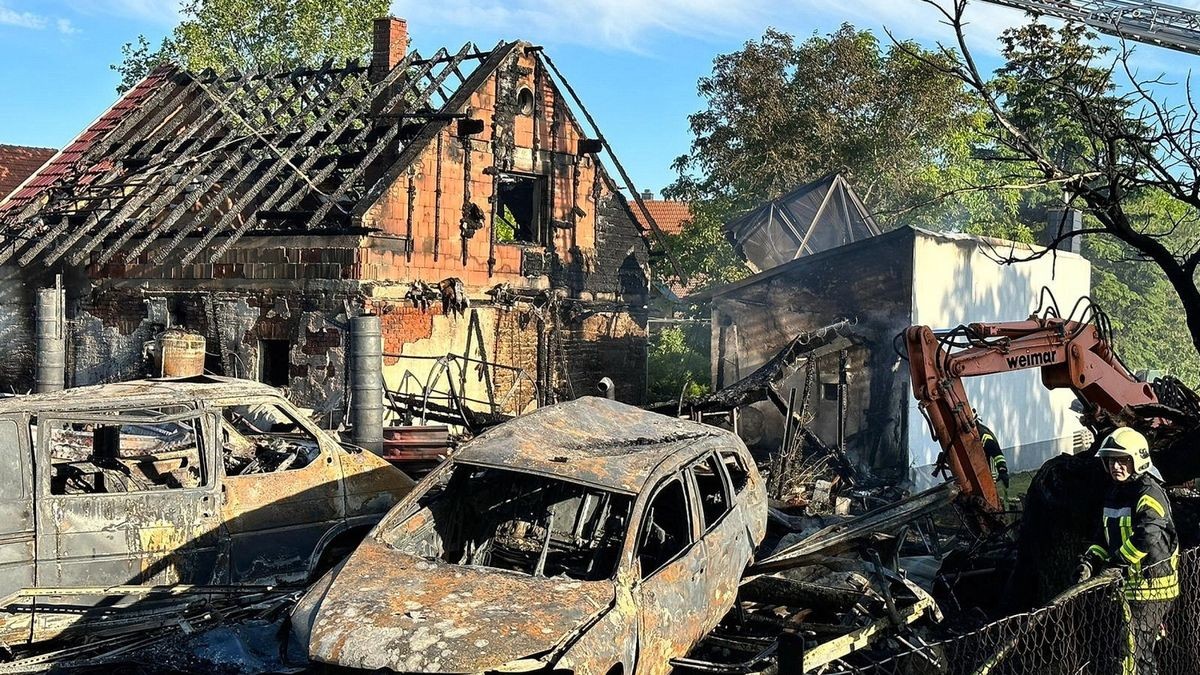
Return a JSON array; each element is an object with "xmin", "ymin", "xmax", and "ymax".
[{"xmin": 0, "ymin": 17, "xmax": 656, "ymax": 420}]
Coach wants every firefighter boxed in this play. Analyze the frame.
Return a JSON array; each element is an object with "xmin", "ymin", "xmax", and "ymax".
[
  {"xmin": 1076, "ymin": 427, "xmax": 1179, "ymax": 675},
  {"xmin": 976, "ymin": 419, "xmax": 1009, "ymax": 489}
]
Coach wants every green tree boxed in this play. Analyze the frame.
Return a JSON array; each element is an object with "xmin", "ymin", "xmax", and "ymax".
[
  {"xmin": 907, "ymin": 0, "xmax": 1200, "ymax": 376},
  {"xmin": 646, "ymin": 326, "xmax": 711, "ymax": 403},
  {"xmin": 112, "ymin": 0, "xmax": 390, "ymax": 92},
  {"xmin": 945, "ymin": 17, "xmax": 1200, "ymax": 383},
  {"xmin": 665, "ymin": 24, "xmax": 1005, "ymax": 288}
]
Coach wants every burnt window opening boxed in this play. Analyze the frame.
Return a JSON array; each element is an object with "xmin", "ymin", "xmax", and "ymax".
[
  {"xmin": 258, "ymin": 339, "xmax": 291, "ymax": 387},
  {"xmin": 381, "ymin": 465, "xmax": 632, "ymax": 582},
  {"xmin": 720, "ymin": 451, "xmax": 749, "ymax": 494},
  {"xmin": 494, "ymin": 173, "xmax": 547, "ymax": 246},
  {"xmin": 220, "ymin": 402, "xmax": 319, "ymax": 475},
  {"xmin": 638, "ymin": 477, "xmax": 693, "ymax": 578},
  {"xmin": 47, "ymin": 415, "xmax": 206, "ymax": 495},
  {"xmin": 516, "ymin": 87, "xmax": 534, "ymax": 116},
  {"xmin": 822, "ymin": 383, "xmax": 839, "ymax": 401},
  {"xmin": 691, "ymin": 454, "xmax": 732, "ymax": 531}
]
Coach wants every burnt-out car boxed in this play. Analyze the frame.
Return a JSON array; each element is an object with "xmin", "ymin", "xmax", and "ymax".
[
  {"xmin": 292, "ymin": 397, "xmax": 767, "ymax": 674},
  {"xmin": 0, "ymin": 376, "xmax": 414, "ymax": 644}
]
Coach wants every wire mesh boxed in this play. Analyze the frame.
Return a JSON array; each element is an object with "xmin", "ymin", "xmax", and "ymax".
[{"xmin": 815, "ymin": 548, "xmax": 1200, "ymax": 675}]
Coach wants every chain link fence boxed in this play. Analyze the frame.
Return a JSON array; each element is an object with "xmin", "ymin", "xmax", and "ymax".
[{"xmin": 815, "ymin": 547, "xmax": 1200, "ymax": 675}]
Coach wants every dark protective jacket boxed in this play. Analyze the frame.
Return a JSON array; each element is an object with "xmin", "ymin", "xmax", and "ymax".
[
  {"xmin": 977, "ymin": 422, "xmax": 1007, "ymax": 475},
  {"xmin": 1087, "ymin": 473, "xmax": 1180, "ymax": 602}
]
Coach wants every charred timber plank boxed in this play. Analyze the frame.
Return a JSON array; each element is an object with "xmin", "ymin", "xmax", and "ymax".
[
  {"xmin": 751, "ymin": 483, "xmax": 956, "ymax": 573},
  {"xmin": 800, "ymin": 594, "xmax": 936, "ymax": 673},
  {"xmin": 740, "ymin": 575, "xmax": 868, "ymax": 611},
  {"xmin": 298, "ymin": 44, "xmax": 482, "ymax": 231}
]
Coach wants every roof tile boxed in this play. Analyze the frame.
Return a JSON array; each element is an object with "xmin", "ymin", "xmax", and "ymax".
[{"xmin": 0, "ymin": 144, "xmax": 56, "ymax": 202}]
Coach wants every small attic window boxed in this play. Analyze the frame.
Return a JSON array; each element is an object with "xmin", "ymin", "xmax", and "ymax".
[{"xmin": 517, "ymin": 87, "xmax": 534, "ymax": 116}]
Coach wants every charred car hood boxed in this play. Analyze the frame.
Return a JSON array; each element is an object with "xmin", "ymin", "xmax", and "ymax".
[{"xmin": 304, "ymin": 539, "xmax": 614, "ymax": 671}]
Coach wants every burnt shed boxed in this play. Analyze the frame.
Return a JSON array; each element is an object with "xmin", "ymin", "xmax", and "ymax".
[
  {"xmin": 702, "ymin": 226, "xmax": 1092, "ymax": 486},
  {"xmin": 0, "ymin": 18, "xmax": 652, "ymax": 419}
]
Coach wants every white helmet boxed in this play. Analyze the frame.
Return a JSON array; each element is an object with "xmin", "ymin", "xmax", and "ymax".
[{"xmin": 1097, "ymin": 427, "xmax": 1152, "ymax": 475}]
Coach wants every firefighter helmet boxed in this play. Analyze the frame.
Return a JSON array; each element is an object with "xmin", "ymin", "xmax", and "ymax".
[{"xmin": 1097, "ymin": 427, "xmax": 1152, "ymax": 475}]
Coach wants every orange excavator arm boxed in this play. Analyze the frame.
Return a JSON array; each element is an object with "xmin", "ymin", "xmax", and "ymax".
[{"xmin": 905, "ymin": 317, "xmax": 1158, "ymax": 511}]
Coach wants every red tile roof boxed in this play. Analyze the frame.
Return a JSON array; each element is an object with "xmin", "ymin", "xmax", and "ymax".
[
  {"xmin": 0, "ymin": 145, "xmax": 55, "ymax": 202},
  {"xmin": 632, "ymin": 200, "xmax": 691, "ymax": 235}
]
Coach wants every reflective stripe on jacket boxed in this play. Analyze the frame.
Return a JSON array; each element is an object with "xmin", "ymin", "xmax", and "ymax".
[{"xmin": 978, "ymin": 423, "xmax": 1007, "ymax": 474}]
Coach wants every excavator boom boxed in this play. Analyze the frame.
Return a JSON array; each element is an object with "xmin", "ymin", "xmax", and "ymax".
[{"xmin": 905, "ymin": 316, "xmax": 1157, "ymax": 510}]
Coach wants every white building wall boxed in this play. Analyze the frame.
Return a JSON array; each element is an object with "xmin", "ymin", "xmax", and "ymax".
[{"xmin": 906, "ymin": 229, "xmax": 1092, "ymax": 487}]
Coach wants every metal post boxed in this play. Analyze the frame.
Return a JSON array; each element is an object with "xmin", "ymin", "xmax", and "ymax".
[
  {"xmin": 837, "ymin": 349, "xmax": 848, "ymax": 453},
  {"xmin": 35, "ymin": 277, "xmax": 65, "ymax": 393},
  {"xmin": 350, "ymin": 314, "xmax": 384, "ymax": 453}
]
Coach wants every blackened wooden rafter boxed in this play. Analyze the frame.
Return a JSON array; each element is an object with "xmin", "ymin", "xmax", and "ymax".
[
  {"xmin": 0, "ymin": 69, "xmax": 193, "ymax": 262},
  {"xmin": 189, "ymin": 46, "xmax": 454, "ymax": 262},
  {"xmin": 53, "ymin": 71, "xmax": 268, "ymax": 266},
  {"xmin": 149, "ymin": 62, "xmax": 364, "ymax": 263},
  {"xmin": 90, "ymin": 67, "xmax": 331, "ymax": 265},
  {"xmin": 296, "ymin": 43, "xmax": 484, "ymax": 233},
  {"xmin": 0, "ymin": 43, "xmax": 502, "ymax": 268}
]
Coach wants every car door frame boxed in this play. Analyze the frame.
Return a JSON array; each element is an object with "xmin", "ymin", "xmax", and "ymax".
[
  {"xmin": 0, "ymin": 414, "xmax": 35, "ymax": 631},
  {"xmin": 214, "ymin": 395, "xmax": 346, "ymax": 583},
  {"xmin": 628, "ymin": 468, "xmax": 707, "ymax": 675},
  {"xmin": 33, "ymin": 406, "xmax": 225, "ymax": 591},
  {"xmin": 682, "ymin": 449, "xmax": 750, "ymax": 631}
]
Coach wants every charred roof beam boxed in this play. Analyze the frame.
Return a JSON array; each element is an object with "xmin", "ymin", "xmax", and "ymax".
[{"xmin": 85, "ymin": 67, "xmax": 322, "ymax": 266}]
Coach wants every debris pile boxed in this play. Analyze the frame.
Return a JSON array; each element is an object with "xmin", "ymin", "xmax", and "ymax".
[{"xmin": 0, "ymin": 589, "xmax": 302, "ymax": 674}]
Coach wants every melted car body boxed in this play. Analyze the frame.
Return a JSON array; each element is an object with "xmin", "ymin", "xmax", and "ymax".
[
  {"xmin": 294, "ymin": 396, "xmax": 767, "ymax": 674},
  {"xmin": 0, "ymin": 376, "xmax": 414, "ymax": 644}
]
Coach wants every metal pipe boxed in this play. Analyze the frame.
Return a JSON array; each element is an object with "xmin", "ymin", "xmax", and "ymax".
[
  {"xmin": 837, "ymin": 349, "xmax": 848, "ymax": 453},
  {"xmin": 350, "ymin": 314, "xmax": 384, "ymax": 453},
  {"xmin": 35, "ymin": 280, "xmax": 65, "ymax": 393},
  {"xmin": 597, "ymin": 376, "xmax": 615, "ymax": 400}
]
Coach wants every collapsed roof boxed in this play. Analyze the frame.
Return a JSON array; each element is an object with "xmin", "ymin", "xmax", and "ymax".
[
  {"xmin": 724, "ymin": 173, "xmax": 880, "ymax": 273},
  {"xmin": 0, "ymin": 41, "xmax": 518, "ymax": 269}
]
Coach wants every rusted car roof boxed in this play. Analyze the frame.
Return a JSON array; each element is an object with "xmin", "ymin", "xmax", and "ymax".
[
  {"xmin": 0, "ymin": 375, "xmax": 281, "ymax": 414},
  {"xmin": 453, "ymin": 396, "xmax": 729, "ymax": 494}
]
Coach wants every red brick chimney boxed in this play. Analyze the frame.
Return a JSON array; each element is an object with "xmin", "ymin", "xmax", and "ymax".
[{"xmin": 370, "ymin": 17, "xmax": 408, "ymax": 82}]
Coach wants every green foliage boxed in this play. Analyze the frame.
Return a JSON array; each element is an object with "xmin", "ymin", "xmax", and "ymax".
[
  {"xmin": 659, "ymin": 198, "xmax": 751, "ymax": 289},
  {"xmin": 646, "ymin": 326, "xmax": 710, "ymax": 403},
  {"xmin": 111, "ymin": 0, "xmax": 390, "ymax": 92},
  {"xmin": 494, "ymin": 205, "xmax": 518, "ymax": 243},
  {"xmin": 1085, "ymin": 190, "xmax": 1200, "ymax": 386},
  {"xmin": 665, "ymin": 24, "xmax": 1016, "ymax": 289},
  {"xmin": 989, "ymin": 21, "xmax": 1200, "ymax": 383}
]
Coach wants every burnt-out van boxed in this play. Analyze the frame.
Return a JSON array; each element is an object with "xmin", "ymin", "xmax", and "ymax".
[{"xmin": 0, "ymin": 375, "xmax": 414, "ymax": 644}]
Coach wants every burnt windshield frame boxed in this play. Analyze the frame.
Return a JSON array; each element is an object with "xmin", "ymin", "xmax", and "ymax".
[{"xmin": 381, "ymin": 463, "xmax": 633, "ymax": 581}]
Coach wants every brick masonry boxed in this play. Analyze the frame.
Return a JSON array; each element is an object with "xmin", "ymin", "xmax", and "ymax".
[{"xmin": 1, "ymin": 42, "xmax": 651, "ymax": 416}]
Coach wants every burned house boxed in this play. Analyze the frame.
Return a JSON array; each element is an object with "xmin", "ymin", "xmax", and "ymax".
[
  {"xmin": 0, "ymin": 18, "xmax": 652, "ymax": 419},
  {"xmin": 700, "ymin": 226, "xmax": 1092, "ymax": 486}
]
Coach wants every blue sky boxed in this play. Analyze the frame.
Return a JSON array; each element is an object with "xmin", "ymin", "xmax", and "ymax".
[{"xmin": 2, "ymin": 0, "xmax": 1200, "ymax": 195}]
